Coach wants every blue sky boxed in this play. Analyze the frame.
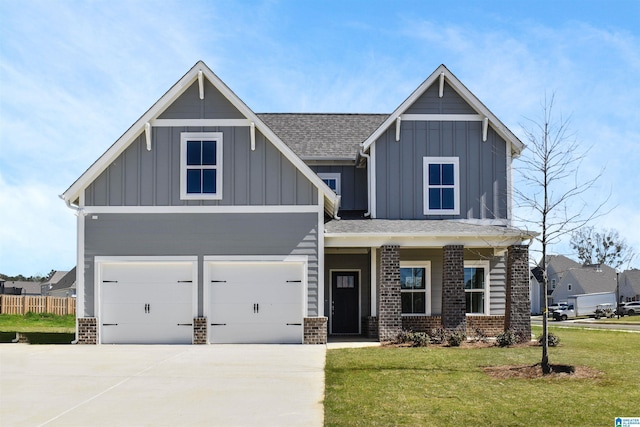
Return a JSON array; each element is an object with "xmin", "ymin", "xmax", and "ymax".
[{"xmin": 1, "ymin": 0, "xmax": 639, "ymax": 276}]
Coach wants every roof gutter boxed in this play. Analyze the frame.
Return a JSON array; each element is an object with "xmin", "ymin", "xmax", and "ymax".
[
  {"xmin": 59, "ymin": 195, "xmax": 85, "ymax": 217},
  {"xmin": 359, "ymin": 147, "xmax": 371, "ymax": 217}
]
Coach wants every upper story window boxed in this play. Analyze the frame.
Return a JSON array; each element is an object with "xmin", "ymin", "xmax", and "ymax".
[
  {"xmin": 423, "ymin": 157, "xmax": 460, "ymax": 215},
  {"xmin": 400, "ymin": 261, "xmax": 431, "ymax": 315},
  {"xmin": 180, "ymin": 132, "xmax": 223, "ymax": 200},
  {"xmin": 318, "ymin": 173, "xmax": 341, "ymax": 195},
  {"xmin": 464, "ymin": 261, "xmax": 490, "ymax": 314}
]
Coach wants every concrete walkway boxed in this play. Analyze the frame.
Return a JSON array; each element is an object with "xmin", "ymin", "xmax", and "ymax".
[{"xmin": 0, "ymin": 344, "xmax": 325, "ymax": 427}]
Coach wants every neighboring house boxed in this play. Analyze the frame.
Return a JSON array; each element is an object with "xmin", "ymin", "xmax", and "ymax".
[
  {"xmin": 619, "ymin": 269, "xmax": 640, "ymax": 302},
  {"xmin": 60, "ymin": 61, "xmax": 534, "ymax": 345},
  {"xmin": 529, "ymin": 267, "xmax": 544, "ymax": 314},
  {"xmin": 0, "ymin": 280, "xmax": 42, "ymax": 295},
  {"xmin": 44, "ymin": 268, "xmax": 77, "ymax": 298},
  {"xmin": 543, "ymin": 255, "xmax": 617, "ymax": 304},
  {"xmin": 41, "ymin": 270, "xmax": 69, "ymax": 296}
]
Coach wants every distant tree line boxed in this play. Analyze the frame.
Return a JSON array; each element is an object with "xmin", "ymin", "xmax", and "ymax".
[{"xmin": 0, "ymin": 270, "xmax": 56, "ymax": 282}]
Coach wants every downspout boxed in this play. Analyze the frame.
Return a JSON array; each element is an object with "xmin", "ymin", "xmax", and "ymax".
[
  {"xmin": 333, "ymin": 195, "xmax": 341, "ymax": 220},
  {"xmin": 59, "ymin": 194, "xmax": 85, "ymax": 344},
  {"xmin": 359, "ymin": 147, "xmax": 371, "ymax": 217}
]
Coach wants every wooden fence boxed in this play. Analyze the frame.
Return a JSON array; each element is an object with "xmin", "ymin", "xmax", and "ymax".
[{"xmin": 0, "ymin": 295, "xmax": 76, "ymax": 315}]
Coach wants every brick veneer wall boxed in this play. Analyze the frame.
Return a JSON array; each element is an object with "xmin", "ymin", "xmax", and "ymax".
[
  {"xmin": 505, "ymin": 245, "xmax": 531, "ymax": 342},
  {"xmin": 193, "ymin": 317, "xmax": 207, "ymax": 344},
  {"xmin": 378, "ymin": 245, "xmax": 402, "ymax": 341},
  {"xmin": 77, "ymin": 317, "xmax": 97, "ymax": 344},
  {"xmin": 402, "ymin": 316, "xmax": 442, "ymax": 332},
  {"xmin": 442, "ymin": 245, "xmax": 466, "ymax": 331},
  {"xmin": 362, "ymin": 316, "xmax": 379, "ymax": 339},
  {"xmin": 304, "ymin": 317, "xmax": 327, "ymax": 344},
  {"xmin": 466, "ymin": 315, "xmax": 506, "ymax": 337}
]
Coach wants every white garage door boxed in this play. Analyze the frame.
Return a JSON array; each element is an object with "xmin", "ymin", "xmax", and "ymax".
[
  {"xmin": 100, "ymin": 261, "xmax": 195, "ymax": 344},
  {"xmin": 207, "ymin": 261, "xmax": 304, "ymax": 344}
]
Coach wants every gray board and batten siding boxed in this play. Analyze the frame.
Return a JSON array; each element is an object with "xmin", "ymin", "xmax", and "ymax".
[
  {"xmin": 375, "ymin": 81, "xmax": 508, "ymax": 220},
  {"xmin": 84, "ymin": 127, "xmax": 318, "ymax": 207},
  {"xmin": 83, "ymin": 212, "xmax": 320, "ymax": 318},
  {"xmin": 85, "ymin": 79, "xmax": 319, "ymax": 207},
  {"xmin": 311, "ymin": 165, "xmax": 368, "ymax": 211}
]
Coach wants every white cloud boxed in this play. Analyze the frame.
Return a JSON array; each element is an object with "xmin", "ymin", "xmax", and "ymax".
[{"xmin": 0, "ymin": 174, "xmax": 76, "ymax": 276}]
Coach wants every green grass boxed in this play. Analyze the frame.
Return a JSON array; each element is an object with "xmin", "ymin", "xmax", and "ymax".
[
  {"xmin": 0, "ymin": 312, "xmax": 75, "ymax": 333},
  {"xmin": 591, "ymin": 315, "xmax": 640, "ymax": 324},
  {"xmin": 324, "ymin": 326, "xmax": 640, "ymax": 426}
]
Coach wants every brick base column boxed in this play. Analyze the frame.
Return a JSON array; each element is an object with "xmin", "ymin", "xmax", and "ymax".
[
  {"xmin": 362, "ymin": 316, "xmax": 379, "ymax": 339},
  {"xmin": 506, "ymin": 245, "xmax": 531, "ymax": 342},
  {"xmin": 77, "ymin": 317, "xmax": 97, "ymax": 344},
  {"xmin": 378, "ymin": 245, "xmax": 401, "ymax": 341},
  {"xmin": 304, "ymin": 317, "xmax": 327, "ymax": 344},
  {"xmin": 442, "ymin": 245, "xmax": 465, "ymax": 331},
  {"xmin": 193, "ymin": 317, "xmax": 207, "ymax": 344}
]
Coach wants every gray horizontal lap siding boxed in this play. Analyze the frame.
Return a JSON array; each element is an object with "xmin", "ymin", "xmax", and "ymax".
[
  {"xmin": 375, "ymin": 121, "xmax": 507, "ymax": 220},
  {"xmin": 85, "ymin": 127, "xmax": 317, "ymax": 207},
  {"xmin": 83, "ymin": 212, "xmax": 320, "ymax": 317},
  {"xmin": 310, "ymin": 165, "xmax": 367, "ymax": 211}
]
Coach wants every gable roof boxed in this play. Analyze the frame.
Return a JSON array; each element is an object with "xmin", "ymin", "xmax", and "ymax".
[
  {"xmin": 61, "ymin": 61, "xmax": 339, "ymax": 214},
  {"xmin": 360, "ymin": 64, "xmax": 525, "ymax": 157},
  {"xmin": 545, "ymin": 255, "xmax": 617, "ymax": 295},
  {"xmin": 258, "ymin": 113, "xmax": 387, "ymax": 160},
  {"xmin": 49, "ymin": 267, "xmax": 76, "ymax": 293}
]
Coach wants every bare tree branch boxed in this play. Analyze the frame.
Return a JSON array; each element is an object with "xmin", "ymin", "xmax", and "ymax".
[{"xmin": 513, "ymin": 93, "xmax": 610, "ymax": 374}]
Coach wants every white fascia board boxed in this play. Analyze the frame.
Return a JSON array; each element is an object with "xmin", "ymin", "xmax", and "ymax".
[
  {"xmin": 82, "ymin": 205, "xmax": 323, "ymax": 214},
  {"xmin": 62, "ymin": 61, "xmax": 339, "ymax": 214},
  {"xmin": 324, "ymin": 234, "xmax": 527, "ymax": 248},
  {"xmin": 360, "ymin": 64, "xmax": 525, "ymax": 156},
  {"xmin": 151, "ymin": 119, "xmax": 251, "ymax": 127}
]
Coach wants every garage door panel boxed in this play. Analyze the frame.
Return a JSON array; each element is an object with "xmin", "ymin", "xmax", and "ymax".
[
  {"xmin": 210, "ymin": 323, "xmax": 302, "ymax": 344},
  {"xmin": 207, "ymin": 261, "xmax": 304, "ymax": 344},
  {"xmin": 102, "ymin": 283, "xmax": 192, "ymax": 304},
  {"xmin": 100, "ymin": 261, "xmax": 195, "ymax": 344},
  {"xmin": 101, "ymin": 323, "xmax": 192, "ymax": 344},
  {"xmin": 209, "ymin": 303, "xmax": 301, "ymax": 324},
  {"xmin": 102, "ymin": 302, "xmax": 192, "ymax": 324}
]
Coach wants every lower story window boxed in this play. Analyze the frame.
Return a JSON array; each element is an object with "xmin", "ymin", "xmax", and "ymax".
[
  {"xmin": 400, "ymin": 262, "xmax": 431, "ymax": 315},
  {"xmin": 464, "ymin": 261, "xmax": 490, "ymax": 314}
]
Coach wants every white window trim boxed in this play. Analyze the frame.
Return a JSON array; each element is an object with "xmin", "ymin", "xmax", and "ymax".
[
  {"xmin": 423, "ymin": 157, "xmax": 460, "ymax": 215},
  {"xmin": 464, "ymin": 260, "xmax": 490, "ymax": 315},
  {"xmin": 180, "ymin": 132, "xmax": 223, "ymax": 200},
  {"xmin": 400, "ymin": 261, "xmax": 431, "ymax": 316},
  {"xmin": 318, "ymin": 172, "xmax": 341, "ymax": 195}
]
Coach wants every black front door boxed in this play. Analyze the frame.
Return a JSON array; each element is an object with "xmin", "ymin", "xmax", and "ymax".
[{"xmin": 331, "ymin": 271, "xmax": 359, "ymax": 334}]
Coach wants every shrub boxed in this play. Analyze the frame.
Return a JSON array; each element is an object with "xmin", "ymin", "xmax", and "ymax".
[
  {"xmin": 429, "ymin": 327, "xmax": 448, "ymax": 345},
  {"xmin": 538, "ymin": 332, "xmax": 560, "ymax": 347},
  {"xmin": 447, "ymin": 330, "xmax": 466, "ymax": 347},
  {"xmin": 470, "ymin": 327, "xmax": 488, "ymax": 343},
  {"xmin": 393, "ymin": 330, "xmax": 429, "ymax": 347},
  {"xmin": 496, "ymin": 329, "xmax": 519, "ymax": 347}
]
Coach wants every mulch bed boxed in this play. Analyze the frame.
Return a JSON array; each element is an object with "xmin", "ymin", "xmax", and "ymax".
[{"xmin": 483, "ymin": 363, "xmax": 601, "ymax": 379}]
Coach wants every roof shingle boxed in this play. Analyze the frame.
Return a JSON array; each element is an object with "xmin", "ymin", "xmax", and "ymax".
[{"xmin": 257, "ymin": 113, "xmax": 388, "ymax": 160}]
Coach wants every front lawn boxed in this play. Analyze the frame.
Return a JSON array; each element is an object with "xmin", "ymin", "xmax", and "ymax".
[
  {"xmin": 324, "ymin": 326, "xmax": 640, "ymax": 426},
  {"xmin": 0, "ymin": 312, "xmax": 75, "ymax": 333},
  {"xmin": 592, "ymin": 315, "xmax": 640, "ymax": 324}
]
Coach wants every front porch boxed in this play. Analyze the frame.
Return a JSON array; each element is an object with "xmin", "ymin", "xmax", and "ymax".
[{"xmin": 324, "ymin": 240, "xmax": 531, "ymax": 343}]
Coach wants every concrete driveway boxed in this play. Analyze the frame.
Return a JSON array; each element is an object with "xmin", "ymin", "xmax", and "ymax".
[{"xmin": 0, "ymin": 344, "xmax": 325, "ymax": 427}]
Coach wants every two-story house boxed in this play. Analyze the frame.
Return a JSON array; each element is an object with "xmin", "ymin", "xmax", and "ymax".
[
  {"xmin": 542, "ymin": 255, "xmax": 617, "ymax": 305},
  {"xmin": 61, "ymin": 61, "xmax": 533, "ymax": 344}
]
